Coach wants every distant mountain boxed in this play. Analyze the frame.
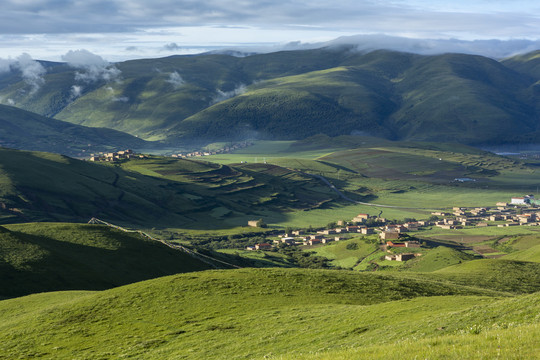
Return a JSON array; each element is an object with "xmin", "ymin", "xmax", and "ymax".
[
  {"xmin": 2, "ymin": 47, "xmax": 540, "ymax": 145},
  {"xmin": 0, "ymin": 104, "xmax": 147, "ymax": 156}
]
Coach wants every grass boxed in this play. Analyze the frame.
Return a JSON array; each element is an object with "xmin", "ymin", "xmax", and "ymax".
[
  {"xmin": 3, "ymin": 137, "xmax": 540, "ymax": 230},
  {"xmin": 3, "ymin": 49, "xmax": 540, "ymax": 146},
  {"xmin": 0, "ymin": 148, "xmax": 342, "ymax": 229},
  {"xmin": 504, "ymin": 244, "xmax": 540, "ymax": 262},
  {"xmin": 280, "ymin": 322, "xmax": 540, "ymax": 359},
  {"xmin": 0, "ymin": 222, "xmax": 211, "ymax": 298},
  {"xmin": 0, "ymin": 267, "xmax": 538, "ymax": 359},
  {"xmin": 309, "ymin": 237, "xmax": 378, "ymax": 268},
  {"xmin": 217, "ymin": 249, "xmax": 296, "ymax": 268},
  {"xmin": 400, "ymin": 246, "xmax": 476, "ymax": 272},
  {"xmin": 0, "ymin": 104, "xmax": 147, "ymax": 157},
  {"xmin": 421, "ymin": 259, "xmax": 540, "ymax": 294}
]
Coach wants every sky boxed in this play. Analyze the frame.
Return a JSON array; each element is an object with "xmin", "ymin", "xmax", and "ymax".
[{"xmin": 1, "ymin": 0, "xmax": 540, "ymax": 62}]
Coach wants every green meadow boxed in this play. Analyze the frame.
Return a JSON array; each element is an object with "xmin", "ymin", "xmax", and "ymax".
[{"xmin": 0, "ymin": 267, "xmax": 538, "ymax": 359}]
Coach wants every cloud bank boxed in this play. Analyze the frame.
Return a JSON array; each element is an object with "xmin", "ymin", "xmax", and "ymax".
[
  {"xmin": 0, "ymin": 1, "xmax": 539, "ymax": 61},
  {"xmin": 62, "ymin": 49, "xmax": 121, "ymax": 82},
  {"xmin": 323, "ymin": 35, "xmax": 540, "ymax": 59},
  {"xmin": 0, "ymin": 53, "xmax": 46, "ymax": 94}
]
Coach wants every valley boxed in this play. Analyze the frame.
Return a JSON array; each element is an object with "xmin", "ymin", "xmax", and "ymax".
[{"xmin": 1, "ymin": 47, "xmax": 540, "ymax": 359}]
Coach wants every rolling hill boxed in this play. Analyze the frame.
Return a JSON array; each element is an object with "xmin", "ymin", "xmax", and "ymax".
[
  {"xmin": 2, "ymin": 47, "xmax": 540, "ymax": 145},
  {"xmin": 0, "ymin": 222, "xmax": 211, "ymax": 298},
  {"xmin": 0, "ymin": 147, "xmax": 337, "ymax": 228},
  {"xmin": 0, "ymin": 267, "xmax": 538, "ymax": 359},
  {"xmin": 0, "ymin": 104, "xmax": 147, "ymax": 156}
]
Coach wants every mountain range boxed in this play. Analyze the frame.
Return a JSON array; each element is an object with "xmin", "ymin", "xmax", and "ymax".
[{"xmin": 2, "ymin": 46, "xmax": 540, "ymax": 150}]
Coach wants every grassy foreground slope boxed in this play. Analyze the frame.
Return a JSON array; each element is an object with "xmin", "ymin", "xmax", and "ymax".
[
  {"xmin": 0, "ymin": 223, "xmax": 211, "ymax": 298},
  {"xmin": 0, "ymin": 267, "xmax": 538, "ymax": 359}
]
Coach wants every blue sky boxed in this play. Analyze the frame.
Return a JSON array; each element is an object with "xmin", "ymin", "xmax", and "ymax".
[{"xmin": 1, "ymin": 0, "xmax": 540, "ymax": 61}]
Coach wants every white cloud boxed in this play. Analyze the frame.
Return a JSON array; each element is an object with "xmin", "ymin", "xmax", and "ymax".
[
  {"xmin": 62, "ymin": 49, "xmax": 121, "ymax": 83},
  {"xmin": 212, "ymin": 84, "xmax": 247, "ymax": 104},
  {"xmin": 12, "ymin": 53, "xmax": 46, "ymax": 94},
  {"xmin": 166, "ymin": 71, "xmax": 184, "ymax": 89},
  {"xmin": 323, "ymin": 35, "xmax": 540, "ymax": 59},
  {"xmin": 0, "ymin": 59, "xmax": 11, "ymax": 73},
  {"xmin": 0, "ymin": 2, "xmax": 539, "ymax": 61},
  {"xmin": 70, "ymin": 85, "xmax": 83, "ymax": 99}
]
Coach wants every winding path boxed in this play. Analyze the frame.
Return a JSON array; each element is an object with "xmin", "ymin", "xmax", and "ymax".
[{"xmin": 88, "ymin": 217, "xmax": 241, "ymax": 269}]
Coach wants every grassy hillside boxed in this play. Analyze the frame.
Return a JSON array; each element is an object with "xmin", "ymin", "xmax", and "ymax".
[
  {"xmin": 1, "ymin": 267, "xmax": 538, "ymax": 359},
  {"xmin": 0, "ymin": 104, "xmax": 147, "ymax": 156},
  {"xmin": 504, "ymin": 244, "xmax": 540, "ymax": 262},
  {"xmin": 0, "ymin": 222, "xmax": 211, "ymax": 298},
  {"xmin": 168, "ymin": 65, "xmax": 396, "ymax": 141},
  {"xmin": 421, "ymin": 259, "xmax": 540, "ymax": 294},
  {"xmin": 0, "ymin": 148, "xmax": 337, "ymax": 228},
  {"xmin": 400, "ymin": 246, "xmax": 477, "ymax": 272},
  {"xmin": 198, "ymin": 137, "xmax": 540, "ymax": 225},
  {"xmin": 310, "ymin": 237, "xmax": 379, "ymax": 269},
  {"xmin": 1, "ymin": 48, "xmax": 540, "ymax": 145}
]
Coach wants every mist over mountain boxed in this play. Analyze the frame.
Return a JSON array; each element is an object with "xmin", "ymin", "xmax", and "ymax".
[{"xmin": 2, "ymin": 46, "xmax": 540, "ymax": 147}]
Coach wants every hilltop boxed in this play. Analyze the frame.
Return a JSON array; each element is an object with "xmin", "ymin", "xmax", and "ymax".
[
  {"xmin": 2, "ymin": 47, "xmax": 540, "ymax": 146},
  {"xmin": 0, "ymin": 104, "xmax": 147, "ymax": 156},
  {"xmin": 0, "ymin": 267, "xmax": 538, "ymax": 359}
]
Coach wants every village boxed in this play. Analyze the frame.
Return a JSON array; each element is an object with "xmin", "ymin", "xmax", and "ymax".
[
  {"xmin": 88, "ymin": 149, "xmax": 147, "ymax": 162},
  {"xmin": 170, "ymin": 141, "xmax": 253, "ymax": 159},
  {"xmin": 246, "ymin": 194, "xmax": 540, "ymax": 262},
  {"xmin": 86, "ymin": 141, "xmax": 253, "ymax": 162}
]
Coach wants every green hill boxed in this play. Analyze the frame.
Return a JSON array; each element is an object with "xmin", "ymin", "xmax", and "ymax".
[
  {"xmin": 504, "ymin": 244, "xmax": 540, "ymax": 262},
  {"xmin": 2, "ymin": 48, "xmax": 540, "ymax": 145},
  {"xmin": 401, "ymin": 246, "xmax": 476, "ymax": 272},
  {"xmin": 0, "ymin": 148, "xmax": 336, "ymax": 228},
  {"xmin": 0, "ymin": 222, "xmax": 211, "ymax": 298},
  {"xmin": 0, "ymin": 267, "xmax": 538, "ymax": 359},
  {"xmin": 0, "ymin": 104, "xmax": 147, "ymax": 156},
  {"xmin": 427, "ymin": 259, "xmax": 540, "ymax": 294}
]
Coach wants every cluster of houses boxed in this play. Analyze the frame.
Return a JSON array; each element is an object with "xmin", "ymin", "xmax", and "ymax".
[
  {"xmin": 429, "ymin": 198, "xmax": 540, "ymax": 228},
  {"xmin": 246, "ymin": 223, "xmax": 377, "ymax": 250},
  {"xmin": 247, "ymin": 215, "xmax": 425, "ymax": 262},
  {"xmin": 246, "ymin": 196, "xmax": 540, "ymax": 262},
  {"xmin": 88, "ymin": 149, "xmax": 146, "ymax": 162},
  {"xmin": 171, "ymin": 142, "xmax": 253, "ymax": 159}
]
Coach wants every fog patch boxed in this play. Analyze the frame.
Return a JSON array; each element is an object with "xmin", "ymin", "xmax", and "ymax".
[
  {"xmin": 7, "ymin": 53, "xmax": 47, "ymax": 94},
  {"xmin": 0, "ymin": 59, "xmax": 11, "ymax": 73},
  {"xmin": 211, "ymin": 84, "xmax": 247, "ymax": 104},
  {"xmin": 112, "ymin": 96, "xmax": 129, "ymax": 102},
  {"xmin": 62, "ymin": 49, "xmax": 121, "ymax": 83},
  {"xmin": 163, "ymin": 43, "xmax": 181, "ymax": 51},
  {"xmin": 326, "ymin": 35, "xmax": 540, "ymax": 59},
  {"xmin": 167, "ymin": 71, "xmax": 184, "ymax": 89},
  {"xmin": 7, "ymin": 98, "xmax": 15, "ymax": 106},
  {"xmin": 70, "ymin": 85, "xmax": 83, "ymax": 100}
]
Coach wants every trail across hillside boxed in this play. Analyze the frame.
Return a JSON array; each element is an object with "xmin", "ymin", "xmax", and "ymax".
[{"xmin": 88, "ymin": 218, "xmax": 241, "ymax": 269}]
